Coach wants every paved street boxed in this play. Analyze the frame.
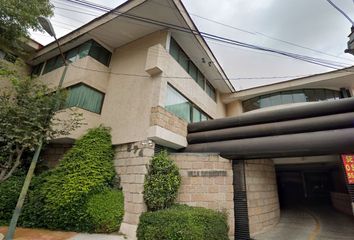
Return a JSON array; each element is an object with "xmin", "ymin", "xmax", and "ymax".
[
  {"xmin": 0, "ymin": 227, "xmax": 126, "ymax": 240},
  {"xmin": 254, "ymin": 204, "xmax": 354, "ymax": 240}
]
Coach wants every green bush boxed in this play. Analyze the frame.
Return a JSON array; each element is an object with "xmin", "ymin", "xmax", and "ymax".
[
  {"xmin": 85, "ymin": 189, "xmax": 124, "ymax": 233},
  {"xmin": 21, "ymin": 126, "xmax": 116, "ymax": 231},
  {"xmin": 143, "ymin": 151, "xmax": 181, "ymax": 211},
  {"xmin": 137, "ymin": 204, "xmax": 229, "ymax": 240},
  {"xmin": 0, "ymin": 173, "xmax": 24, "ymax": 225}
]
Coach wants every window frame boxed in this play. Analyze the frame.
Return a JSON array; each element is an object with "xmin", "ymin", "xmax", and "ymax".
[
  {"xmin": 165, "ymin": 84, "xmax": 211, "ymax": 123},
  {"xmin": 65, "ymin": 83, "xmax": 105, "ymax": 114}
]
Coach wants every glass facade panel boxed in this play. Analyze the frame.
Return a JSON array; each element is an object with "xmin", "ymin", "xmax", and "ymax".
[
  {"xmin": 165, "ymin": 85, "xmax": 210, "ymax": 123},
  {"xmin": 89, "ymin": 41, "xmax": 111, "ymax": 66},
  {"xmin": 192, "ymin": 107, "xmax": 201, "ymax": 122},
  {"xmin": 165, "ymin": 85, "xmax": 191, "ymax": 122},
  {"xmin": 37, "ymin": 40, "xmax": 111, "ymax": 75},
  {"xmin": 178, "ymin": 50, "xmax": 189, "ymax": 72},
  {"xmin": 31, "ymin": 62, "xmax": 44, "ymax": 76},
  {"xmin": 66, "ymin": 84, "xmax": 104, "ymax": 114},
  {"xmin": 169, "ymin": 38, "xmax": 179, "ymax": 61},
  {"xmin": 66, "ymin": 48, "xmax": 79, "ymax": 63},
  {"xmin": 197, "ymin": 71, "xmax": 205, "ymax": 89},
  {"xmin": 42, "ymin": 57, "xmax": 58, "ymax": 74},
  {"xmin": 242, "ymin": 89, "xmax": 342, "ymax": 112},
  {"xmin": 281, "ymin": 92, "xmax": 293, "ymax": 104},
  {"xmin": 168, "ymin": 37, "xmax": 216, "ymax": 101},
  {"xmin": 78, "ymin": 41, "xmax": 91, "ymax": 59},
  {"xmin": 189, "ymin": 62, "xmax": 198, "ymax": 81}
]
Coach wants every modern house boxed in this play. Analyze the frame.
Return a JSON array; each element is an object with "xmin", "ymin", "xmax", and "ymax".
[{"xmin": 25, "ymin": 0, "xmax": 354, "ymax": 239}]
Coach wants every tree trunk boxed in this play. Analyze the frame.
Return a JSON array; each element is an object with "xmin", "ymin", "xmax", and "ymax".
[{"xmin": 0, "ymin": 148, "xmax": 23, "ymax": 182}]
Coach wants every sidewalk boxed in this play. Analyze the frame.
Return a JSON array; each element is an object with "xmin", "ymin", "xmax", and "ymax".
[{"xmin": 0, "ymin": 227, "xmax": 126, "ymax": 240}]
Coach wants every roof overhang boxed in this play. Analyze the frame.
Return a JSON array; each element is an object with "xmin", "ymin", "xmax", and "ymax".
[
  {"xmin": 30, "ymin": 0, "xmax": 234, "ymax": 93},
  {"xmin": 223, "ymin": 66, "xmax": 354, "ymax": 103}
]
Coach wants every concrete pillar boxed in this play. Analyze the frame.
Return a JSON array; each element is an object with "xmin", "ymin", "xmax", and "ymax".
[
  {"xmin": 245, "ymin": 159, "xmax": 280, "ymax": 236},
  {"xmin": 114, "ymin": 141, "xmax": 155, "ymax": 240}
]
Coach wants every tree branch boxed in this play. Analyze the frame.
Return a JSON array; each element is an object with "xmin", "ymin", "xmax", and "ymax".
[{"xmin": 1, "ymin": 148, "xmax": 23, "ymax": 182}]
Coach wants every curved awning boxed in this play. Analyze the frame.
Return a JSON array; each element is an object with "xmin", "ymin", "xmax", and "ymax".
[{"xmin": 185, "ymin": 98, "xmax": 354, "ymax": 159}]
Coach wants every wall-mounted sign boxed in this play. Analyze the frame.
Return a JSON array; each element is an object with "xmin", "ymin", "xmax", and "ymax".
[
  {"xmin": 187, "ymin": 170, "xmax": 227, "ymax": 177},
  {"xmin": 341, "ymin": 154, "xmax": 354, "ymax": 184}
]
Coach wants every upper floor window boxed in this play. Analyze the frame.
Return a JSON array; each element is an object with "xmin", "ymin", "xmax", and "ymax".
[
  {"xmin": 32, "ymin": 40, "xmax": 111, "ymax": 76},
  {"xmin": 169, "ymin": 37, "xmax": 216, "ymax": 101},
  {"xmin": 242, "ymin": 88, "xmax": 342, "ymax": 112},
  {"xmin": 65, "ymin": 83, "xmax": 104, "ymax": 114},
  {"xmin": 165, "ymin": 84, "xmax": 210, "ymax": 123}
]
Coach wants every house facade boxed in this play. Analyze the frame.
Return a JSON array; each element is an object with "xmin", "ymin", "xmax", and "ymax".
[{"xmin": 26, "ymin": 0, "xmax": 354, "ymax": 239}]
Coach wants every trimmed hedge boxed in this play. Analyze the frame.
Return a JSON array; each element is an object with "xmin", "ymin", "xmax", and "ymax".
[
  {"xmin": 21, "ymin": 126, "xmax": 117, "ymax": 232},
  {"xmin": 143, "ymin": 151, "xmax": 181, "ymax": 211},
  {"xmin": 137, "ymin": 205, "xmax": 229, "ymax": 240},
  {"xmin": 85, "ymin": 189, "xmax": 124, "ymax": 233},
  {"xmin": 0, "ymin": 173, "xmax": 24, "ymax": 225}
]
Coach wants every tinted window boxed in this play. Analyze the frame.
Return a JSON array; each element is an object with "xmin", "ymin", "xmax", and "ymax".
[{"xmin": 242, "ymin": 89, "xmax": 342, "ymax": 112}]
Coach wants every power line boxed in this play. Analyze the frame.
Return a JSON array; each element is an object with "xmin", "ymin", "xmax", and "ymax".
[
  {"xmin": 152, "ymin": 1, "xmax": 354, "ymax": 63},
  {"xmin": 325, "ymin": 0, "xmax": 354, "ymax": 25},
  {"xmin": 69, "ymin": 63, "xmax": 350, "ymax": 82},
  {"xmin": 58, "ymin": 0, "xmax": 351, "ymax": 70}
]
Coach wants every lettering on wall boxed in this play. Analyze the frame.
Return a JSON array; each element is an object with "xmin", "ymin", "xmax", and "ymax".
[{"xmin": 187, "ymin": 170, "xmax": 227, "ymax": 177}]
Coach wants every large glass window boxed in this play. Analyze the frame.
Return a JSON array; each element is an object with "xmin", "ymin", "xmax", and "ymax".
[
  {"xmin": 242, "ymin": 89, "xmax": 341, "ymax": 112},
  {"xmin": 65, "ymin": 84, "xmax": 104, "ymax": 114},
  {"xmin": 165, "ymin": 85, "xmax": 210, "ymax": 123},
  {"xmin": 169, "ymin": 37, "xmax": 216, "ymax": 102},
  {"xmin": 34, "ymin": 40, "xmax": 111, "ymax": 75}
]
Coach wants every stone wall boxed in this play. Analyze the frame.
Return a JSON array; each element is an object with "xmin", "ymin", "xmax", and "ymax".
[
  {"xmin": 114, "ymin": 141, "xmax": 155, "ymax": 240},
  {"xmin": 245, "ymin": 159, "xmax": 280, "ymax": 236},
  {"xmin": 40, "ymin": 143, "xmax": 72, "ymax": 169},
  {"xmin": 331, "ymin": 192, "xmax": 353, "ymax": 216},
  {"xmin": 170, "ymin": 153, "xmax": 235, "ymax": 239},
  {"xmin": 150, "ymin": 106, "xmax": 188, "ymax": 137}
]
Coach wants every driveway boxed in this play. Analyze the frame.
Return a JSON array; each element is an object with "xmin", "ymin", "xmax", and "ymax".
[
  {"xmin": 254, "ymin": 204, "xmax": 354, "ymax": 240},
  {"xmin": 0, "ymin": 227, "xmax": 126, "ymax": 240}
]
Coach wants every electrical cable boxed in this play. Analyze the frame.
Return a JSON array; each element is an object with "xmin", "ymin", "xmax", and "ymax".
[
  {"xmin": 58, "ymin": 0, "xmax": 351, "ymax": 70},
  {"xmin": 325, "ymin": 0, "xmax": 354, "ymax": 25}
]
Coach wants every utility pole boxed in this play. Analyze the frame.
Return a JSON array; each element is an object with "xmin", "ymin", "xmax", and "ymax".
[
  {"xmin": 325, "ymin": 0, "xmax": 354, "ymax": 55},
  {"xmin": 345, "ymin": 27, "xmax": 354, "ymax": 55},
  {"xmin": 5, "ymin": 17, "xmax": 68, "ymax": 240}
]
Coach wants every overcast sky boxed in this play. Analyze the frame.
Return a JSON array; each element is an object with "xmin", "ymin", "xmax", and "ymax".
[{"xmin": 30, "ymin": 0, "xmax": 354, "ymax": 90}]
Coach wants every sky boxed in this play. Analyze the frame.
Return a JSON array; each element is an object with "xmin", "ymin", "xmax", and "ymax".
[{"xmin": 30, "ymin": 0, "xmax": 354, "ymax": 90}]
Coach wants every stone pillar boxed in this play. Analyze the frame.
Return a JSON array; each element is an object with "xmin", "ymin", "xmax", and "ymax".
[
  {"xmin": 170, "ymin": 153, "xmax": 235, "ymax": 239},
  {"xmin": 114, "ymin": 141, "xmax": 155, "ymax": 240},
  {"xmin": 245, "ymin": 159, "xmax": 280, "ymax": 236}
]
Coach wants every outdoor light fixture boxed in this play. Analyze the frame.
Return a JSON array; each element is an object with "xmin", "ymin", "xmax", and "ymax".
[{"xmin": 38, "ymin": 16, "xmax": 67, "ymax": 66}]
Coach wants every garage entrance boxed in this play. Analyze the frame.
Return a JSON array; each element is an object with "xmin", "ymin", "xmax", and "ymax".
[{"xmin": 184, "ymin": 98, "xmax": 354, "ymax": 240}]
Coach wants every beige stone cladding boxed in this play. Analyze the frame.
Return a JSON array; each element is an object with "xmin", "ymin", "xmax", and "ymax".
[
  {"xmin": 245, "ymin": 159, "xmax": 280, "ymax": 236},
  {"xmin": 114, "ymin": 141, "xmax": 154, "ymax": 240},
  {"xmin": 170, "ymin": 153, "xmax": 235, "ymax": 239},
  {"xmin": 150, "ymin": 106, "xmax": 188, "ymax": 137}
]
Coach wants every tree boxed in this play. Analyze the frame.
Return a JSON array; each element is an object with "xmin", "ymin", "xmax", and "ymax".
[
  {"xmin": 0, "ymin": 60, "xmax": 82, "ymax": 182},
  {"xmin": 0, "ymin": 0, "xmax": 53, "ymax": 53}
]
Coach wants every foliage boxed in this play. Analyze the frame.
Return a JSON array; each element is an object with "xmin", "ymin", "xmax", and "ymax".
[
  {"xmin": 21, "ymin": 126, "xmax": 116, "ymax": 231},
  {"xmin": 0, "ymin": 173, "xmax": 25, "ymax": 225},
  {"xmin": 0, "ymin": 0, "xmax": 53, "ymax": 54},
  {"xmin": 137, "ymin": 204, "xmax": 229, "ymax": 240},
  {"xmin": 0, "ymin": 60, "xmax": 82, "ymax": 182},
  {"xmin": 85, "ymin": 189, "xmax": 124, "ymax": 233},
  {"xmin": 143, "ymin": 150, "xmax": 181, "ymax": 211}
]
